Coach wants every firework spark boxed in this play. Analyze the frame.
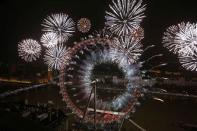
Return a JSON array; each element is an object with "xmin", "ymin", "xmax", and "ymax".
[
  {"xmin": 41, "ymin": 32, "xmax": 58, "ymax": 48},
  {"xmin": 105, "ymin": 0, "xmax": 146, "ymax": 36},
  {"xmin": 18, "ymin": 39, "xmax": 41, "ymax": 62},
  {"xmin": 77, "ymin": 18, "xmax": 91, "ymax": 33},
  {"xmin": 44, "ymin": 44, "xmax": 69, "ymax": 70},
  {"xmin": 42, "ymin": 13, "xmax": 75, "ymax": 43}
]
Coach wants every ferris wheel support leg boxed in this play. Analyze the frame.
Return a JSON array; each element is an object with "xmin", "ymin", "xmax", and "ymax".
[
  {"xmin": 118, "ymin": 118, "xmax": 125, "ymax": 131},
  {"xmin": 94, "ymin": 84, "xmax": 97, "ymax": 131},
  {"xmin": 128, "ymin": 119, "xmax": 146, "ymax": 131}
]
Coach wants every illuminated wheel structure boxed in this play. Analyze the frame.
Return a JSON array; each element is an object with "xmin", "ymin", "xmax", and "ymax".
[{"xmin": 59, "ymin": 36, "xmax": 144, "ymax": 124}]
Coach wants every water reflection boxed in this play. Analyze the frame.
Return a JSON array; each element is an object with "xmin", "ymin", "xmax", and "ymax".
[{"xmin": 0, "ymin": 85, "xmax": 197, "ymax": 131}]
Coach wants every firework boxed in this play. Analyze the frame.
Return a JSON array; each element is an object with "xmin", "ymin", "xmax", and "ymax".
[
  {"xmin": 175, "ymin": 22, "xmax": 197, "ymax": 56},
  {"xmin": 40, "ymin": 32, "xmax": 58, "ymax": 48},
  {"xmin": 163, "ymin": 22, "xmax": 197, "ymax": 56},
  {"xmin": 105, "ymin": 0, "xmax": 146, "ymax": 36},
  {"xmin": 42, "ymin": 13, "xmax": 75, "ymax": 43},
  {"xmin": 179, "ymin": 54, "xmax": 197, "ymax": 71},
  {"xmin": 112, "ymin": 36, "xmax": 143, "ymax": 64},
  {"xmin": 18, "ymin": 39, "xmax": 41, "ymax": 62},
  {"xmin": 163, "ymin": 24, "xmax": 180, "ymax": 53},
  {"xmin": 130, "ymin": 26, "xmax": 144, "ymax": 41},
  {"xmin": 77, "ymin": 18, "xmax": 91, "ymax": 33},
  {"xmin": 44, "ymin": 44, "xmax": 69, "ymax": 70}
]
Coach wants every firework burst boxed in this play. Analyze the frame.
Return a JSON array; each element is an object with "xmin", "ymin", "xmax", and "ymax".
[
  {"xmin": 163, "ymin": 22, "xmax": 197, "ymax": 71},
  {"xmin": 163, "ymin": 22, "xmax": 197, "ymax": 56},
  {"xmin": 44, "ymin": 44, "xmax": 70, "ymax": 70},
  {"xmin": 42, "ymin": 13, "xmax": 75, "ymax": 43},
  {"xmin": 77, "ymin": 18, "xmax": 91, "ymax": 33},
  {"xmin": 163, "ymin": 24, "xmax": 180, "ymax": 53},
  {"xmin": 105, "ymin": 0, "xmax": 146, "ymax": 36},
  {"xmin": 112, "ymin": 36, "xmax": 143, "ymax": 64},
  {"xmin": 40, "ymin": 32, "xmax": 58, "ymax": 48},
  {"xmin": 175, "ymin": 22, "xmax": 197, "ymax": 56},
  {"xmin": 18, "ymin": 39, "xmax": 41, "ymax": 62},
  {"xmin": 179, "ymin": 54, "xmax": 197, "ymax": 71},
  {"xmin": 130, "ymin": 26, "xmax": 144, "ymax": 41}
]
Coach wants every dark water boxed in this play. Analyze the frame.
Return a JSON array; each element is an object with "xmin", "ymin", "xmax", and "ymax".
[{"xmin": 1, "ymin": 86, "xmax": 197, "ymax": 131}]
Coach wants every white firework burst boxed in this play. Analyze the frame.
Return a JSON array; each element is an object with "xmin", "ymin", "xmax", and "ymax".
[
  {"xmin": 163, "ymin": 22, "xmax": 197, "ymax": 56},
  {"xmin": 179, "ymin": 54, "xmax": 197, "ymax": 71},
  {"xmin": 112, "ymin": 36, "xmax": 143, "ymax": 64},
  {"xmin": 40, "ymin": 32, "xmax": 58, "ymax": 48},
  {"xmin": 163, "ymin": 24, "xmax": 180, "ymax": 53},
  {"xmin": 105, "ymin": 0, "xmax": 146, "ymax": 36},
  {"xmin": 44, "ymin": 44, "xmax": 69, "ymax": 70},
  {"xmin": 42, "ymin": 13, "xmax": 75, "ymax": 43},
  {"xmin": 18, "ymin": 39, "xmax": 41, "ymax": 62},
  {"xmin": 175, "ymin": 22, "xmax": 197, "ymax": 56}
]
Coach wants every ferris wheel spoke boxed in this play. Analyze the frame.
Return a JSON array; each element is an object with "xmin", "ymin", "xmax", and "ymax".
[{"xmin": 82, "ymin": 86, "xmax": 94, "ymax": 121}]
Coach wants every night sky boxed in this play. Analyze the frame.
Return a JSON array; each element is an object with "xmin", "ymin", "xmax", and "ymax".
[{"xmin": 0, "ymin": 0, "xmax": 197, "ymax": 74}]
